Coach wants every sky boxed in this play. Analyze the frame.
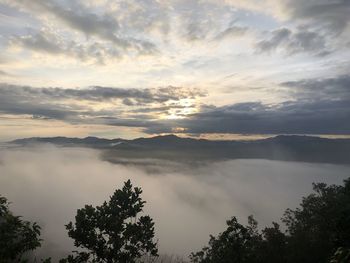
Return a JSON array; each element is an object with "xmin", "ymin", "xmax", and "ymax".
[{"xmin": 0, "ymin": 0, "xmax": 349, "ymax": 140}]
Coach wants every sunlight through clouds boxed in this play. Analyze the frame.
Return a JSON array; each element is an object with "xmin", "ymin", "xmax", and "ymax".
[{"xmin": 0, "ymin": 0, "xmax": 349, "ymax": 139}]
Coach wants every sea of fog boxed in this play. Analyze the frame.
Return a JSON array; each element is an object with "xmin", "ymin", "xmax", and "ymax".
[{"xmin": 0, "ymin": 145, "xmax": 349, "ymax": 261}]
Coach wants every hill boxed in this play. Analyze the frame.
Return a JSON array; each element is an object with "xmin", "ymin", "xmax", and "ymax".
[{"xmin": 10, "ymin": 135, "xmax": 350, "ymax": 165}]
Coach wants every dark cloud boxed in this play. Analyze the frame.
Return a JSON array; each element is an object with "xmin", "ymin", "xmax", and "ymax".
[
  {"xmin": 281, "ymin": 74, "xmax": 350, "ymax": 99},
  {"xmin": 0, "ymin": 83, "xmax": 204, "ymax": 123},
  {"xmin": 143, "ymin": 99, "xmax": 350, "ymax": 135},
  {"xmin": 0, "ymin": 83, "xmax": 101, "ymax": 121},
  {"xmin": 1, "ymin": 74, "xmax": 349, "ymax": 135},
  {"xmin": 0, "ymin": 84, "xmax": 204, "ymax": 103},
  {"xmin": 256, "ymin": 27, "xmax": 330, "ymax": 56},
  {"xmin": 1, "ymin": 79, "xmax": 349, "ymax": 135},
  {"xmin": 254, "ymin": 0, "xmax": 350, "ymax": 57},
  {"xmin": 97, "ymin": 117, "xmax": 164, "ymax": 129},
  {"xmin": 0, "ymin": 95, "xmax": 77, "ymax": 120},
  {"xmin": 283, "ymin": 0, "xmax": 350, "ymax": 34}
]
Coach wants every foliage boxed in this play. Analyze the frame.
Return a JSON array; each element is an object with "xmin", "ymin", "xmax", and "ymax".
[
  {"xmin": 190, "ymin": 216, "xmax": 264, "ymax": 263},
  {"xmin": 330, "ymin": 247, "xmax": 350, "ymax": 263},
  {"xmin": 0, "ymin": 195, "xmax": 42, "ymax": 262},
  {"xmin": 190, "ymin": 178, "xmax": 350, "ymax": 263},
  {"xmin": 61, "ymin": 180, "xmax": 158, "ymax": 263}
]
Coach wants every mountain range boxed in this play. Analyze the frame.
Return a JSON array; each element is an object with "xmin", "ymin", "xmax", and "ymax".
[{"xmin": 10, "ymin": 135, "xmax": 350, "ymax": 165}]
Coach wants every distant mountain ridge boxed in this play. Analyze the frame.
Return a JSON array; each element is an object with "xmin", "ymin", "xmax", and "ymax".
[
  {"xmin": 10, "ymin": 134, "xmax": 350, "ymax": 165},
  {"xmin": 11, "ymin": 136, "xmax": 125, "ymax": 148}
]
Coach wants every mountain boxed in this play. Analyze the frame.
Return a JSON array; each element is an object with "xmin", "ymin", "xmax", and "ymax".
[
  {"xmin": 11, "ymin": 136, "xmax": 125, "ymax": 148},
  {"xmin": 10, "ymin": 135, "xmax": 350, "ymax": 165}
]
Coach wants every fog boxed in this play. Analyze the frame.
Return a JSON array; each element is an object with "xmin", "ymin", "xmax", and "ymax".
[{"xmin": 0, "ymin": 145, "xmax": 349, "ymax": 261}]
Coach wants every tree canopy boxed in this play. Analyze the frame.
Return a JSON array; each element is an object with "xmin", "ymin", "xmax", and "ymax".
[
  {"xmin": 0, "ymin": 195, "xmax": 42, "ymax": 262},
  {"xmin": 60, "ymin": 179, "xmax": 158, "ymax": 263},
  {"xmin": 190, "ymin": 178, "xmax": 350, "ymax": 263}
]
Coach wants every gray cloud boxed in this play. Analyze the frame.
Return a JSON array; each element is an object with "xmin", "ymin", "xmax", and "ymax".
[
  {"xmin": 0, "ymin": 83, "xmax": 205, "ymax": 122},
  {"xmin": 1, "ymin": 80, "xmax": 349, "ymax": 135},
  {"xmin": 3, "ymin": 0, "xmax": 157, "ymax": 54},
  {"xmin": 281, "ymin": 74, "xmax": 350, "ymax": 99},
  {"xmin": 10, "ymin": 31, "xmax": 121, "ymax": 63},
  {"xmin": 0, "ymin": 84, "xmax": 204, "ymax": 103},
  {"xmin": 257, "ymin": 28, "xmax": 291, "ymax": 52},
  {"xmin": 256, "ymin": 27, "xmax": 330, "ymax": 56},
  {"xmin": 254, "ymin": 0, "xmax": 350, "ymax": 57},
  {"xmin": 13, "ymin": 33, "xmax": 64, "ymax": 54},
  {"xmin": 0, "ymin": 69, "xmax": 9, "ymax": 76},
  {"xmin": 96, "ymin": 117, "xmax": 163, "ymax": 129},
  {"xmin": 114, "ymin": 1, "xmax": 170, "ymax": 36},
  {"xmin": 283, "ymin": 0, "xmax": 350, "ymax": 34},
  {"xmin": 0, "ymin": 86, "xmax": 82, "ymax": 120},
  {"xmin": 175, "ymin": 0, "xmax": 236, "ymax": 42},
  {"xmin": 143, "ymin": 99, "xmax": 350, "ymax": 135},
  {"xmin": 215, "ymin": 25, "xmax": 248, "ymax": 40},
  {"xmin": 1, "ymin": 74, "xmax": 349, "ymax": 135}
]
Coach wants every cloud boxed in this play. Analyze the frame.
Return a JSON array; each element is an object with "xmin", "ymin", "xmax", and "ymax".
[
  {"xmin": 12, "ymin": 32, "xmax": 64, "ymax": 54},
  {"xmin": 256, "ymin": 27, "xmax": 330, "ymax": 56},
  {"xmin": 1, "ymin": 80, "xmax": 349, "ymax": 135},
  {"xmin": 143, "ymin": 99, "xmax": 350, "ymax": 135},
  {"xmin": 0, "ymin": 101, "xmax": 76, "ymax": 120},
  {"xmin": 110, "ymin": 0, "xmax": 171, "ymax": 36},
  {"xmin": 0, "ymin": 83, "xmax": 205, "ymax": 122},
  {"xmin": 221, "ymin": 0, "xmax": 350, "ymax": 35},
  {"xmin": 2, "ymin": 0, "xmax": 157, "ymax": 54},
  {"xmin": 256, "ymin": 28, "xmax": 291, "ymax": 52},
  {"xmin": 215, "ymin": 25, "xmax": 248, "ymax": 40},
  {"xmin": 0, "ymin": 84, "xmax": 204, "ymax": 103},
  {"xmin": 282, "ymin": 0, "xmax": 350, "ymax": 34},
  {"xmin": 1, "ymin": 0, "xmax": 347, "ymax": 70},
  {"xmin": 177, "ymin": 1, "xmax": 220, "ymax": 41},
  {"xmin": 0, "ymin": 145, "xmax": 348, "ymax": 260},
  {"xmin": 0, "ymin": 69, "xmax": 9, "ymax": 76},
  {"xmin": 281, "ymin": 74, "xmax": 350, "ymax": 99},
  {"xmin": 10, "ymin": 31, "xmax": 121, "ymax": 63}
]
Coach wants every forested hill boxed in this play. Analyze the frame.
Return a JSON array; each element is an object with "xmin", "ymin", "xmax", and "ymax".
[{"xmin": 11, "ymin": 135, "xmax": 350, "ymax": 165}]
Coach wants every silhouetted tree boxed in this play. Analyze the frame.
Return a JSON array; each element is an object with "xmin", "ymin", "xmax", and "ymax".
[
  {"xmin": 60, "ymin": 180, "xmax": 158, "ymax": 263},
  {"xmin": 0, "ymin": 195, "xmax": 42, "ymax": 262},
  {"xmin": 282, "ymin": 178, "xmax": 350, "ymax": 263},
  {"xmin": 189, "ymin": 216, "xmax": 263, "ymax": 263},
  {"xmin": 260, "ymin": 222, "xmax": 287, "ymax": 263},
  {"xmin": 190, "ymin": 178, "xmax": 350, "ymax": 263}
]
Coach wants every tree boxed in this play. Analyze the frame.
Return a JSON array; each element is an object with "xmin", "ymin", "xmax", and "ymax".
[
  {"xmin": 330, "ymin": 247, "xmax": 350, "ymax": 263},
  {"xmin": 0, "ymin": 195, "xmax": 42, "ymax": 262},
  {"xmin": 190, "ymin": 178, "xmax": 350, "ymax": 263},
  {"xmin": 260, "ymin": 222, "xmax": 287, "ymax": 263},
  {"xmin": 282, "ymin": 179, "xmax": 350, "ymax": 263},
  {"xmin": 189, "ymin": 216, "xmax": 263, "ymax": 263},
  {"xmin": 61, "ymin": 180, "xmax": 158, "ymax": 263}
]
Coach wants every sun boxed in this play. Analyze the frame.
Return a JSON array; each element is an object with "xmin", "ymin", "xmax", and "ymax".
[{"xmin": 161, "ymin": 98, "xmax": 199, "ymax": 120}]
